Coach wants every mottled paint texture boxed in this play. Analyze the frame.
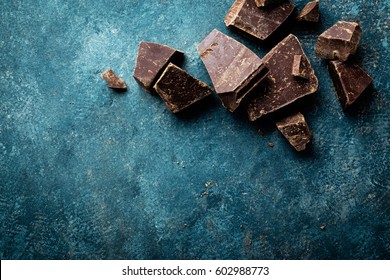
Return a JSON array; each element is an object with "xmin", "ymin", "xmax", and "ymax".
[{"xmin": 0, "ymin": 0, "xmax": 389, "ymax": 259}]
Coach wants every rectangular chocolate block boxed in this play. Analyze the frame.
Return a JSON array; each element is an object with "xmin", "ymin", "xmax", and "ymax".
[
  {"xmin": 276, "ymin": 112, "xmax": 312, "ymax": 151},
  {"xmin": 197, "ymin": 29, "xmax": 268, "ymax": 112},
  {"xmin": 315, "ymin": 21, "xmax": 362, "ymax": 61},
  {"xmin": 153, "ymin": 63, "xmax": 213, "ymax": 113},
  {"xmin": 247, "ymin": 34, "xmax": 318, "ymax": 121},
  {"xmin": 225, "ymin": 0, "xmax": 296, "ymax": 40},
  {"xmin": 328, "ymin": 60, "xmax": 372, "ymax": 110},
  {"xmin": 133, "ymin": 42, "xmax": 183, "ymax": 92}
]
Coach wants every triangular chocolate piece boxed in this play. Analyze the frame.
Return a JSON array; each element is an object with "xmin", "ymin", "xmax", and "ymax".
[
  {"xmin": 153, "ymin": 63, "xmax": 213, "ymax": 113},
  {"xmin": 328, "ymin": 60, "xmax": 372, "ymax": 110},
  {"xmin": 296, "ymin": 1, "xmax": 319, "ymax": 22},
  {"xmin": 247, "ymin": 34, "xmax": 318, "ymax": 121},
  {"xmin": 197, "ymin": 29, "xmax": 269, "ymax": 112},
  {"xmin": 315, "ymin": 21, "xmax": 362, "ymax": 61},
  {"xmin": 133, "ymin": 42, "xmax": 183, "ymax": 92},
  {"xmin": 101, "ymin": 69, "xmax": 127, "ymax": 91},
  {"xmin": 255, "ymin": 0, "xmax": 285, "ymax": 8},
  {"xmin": 276, "ymin": 112, "xmax": 312, "ymax": 151},
  {"xmin": 292, "ymin": 55, "xmax": 310, "ymax": 79},
  {"xmin": 225, "ymin": 0, "xmax": 296, "ymax": 41}
]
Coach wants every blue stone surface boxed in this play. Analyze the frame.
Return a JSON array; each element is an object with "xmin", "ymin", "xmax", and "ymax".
[{"xmin": 0, "ymin": 0, "xmax": 389, "ymax": 259}]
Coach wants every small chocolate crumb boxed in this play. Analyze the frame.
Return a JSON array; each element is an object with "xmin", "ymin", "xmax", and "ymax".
[
  {"xmin": 268, "ymin": 142, "xmax": 275, "ymax": 148},
  {"xmin": 320, "ymin": 225, "xmax": 326, "ymax": 230},
  {"xmin": 184, "ymin": 224, "xmax": 188, "ymax": 228},
  {"xmin": 101, "ymin": 69, "xmax": 127, "ymax": 90}
]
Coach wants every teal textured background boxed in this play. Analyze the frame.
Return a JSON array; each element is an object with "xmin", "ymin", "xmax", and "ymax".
[{"xmin": 0, "ymin": 0, "xmax": 389, "ymax": 259}]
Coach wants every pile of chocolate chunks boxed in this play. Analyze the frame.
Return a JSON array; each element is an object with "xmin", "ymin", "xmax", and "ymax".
[{"xmin": 127, "ymin": 0, "xmax": 372, "ymax": 151}]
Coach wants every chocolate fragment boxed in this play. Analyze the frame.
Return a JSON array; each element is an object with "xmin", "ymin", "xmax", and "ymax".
[
  {"xmin": 255, "ymin": 0, "xmax": 285, "ymax": 8},
  {"xmin": 247, "ymin": 34, "xmax": 318, "ymax": 121},
  {"xmin": 296, "ymin": 0, "xmax": 319, "ymax": 23},
  {"xmin": 292, "ymin": 55, "xmax": 310, "ymax": 79},
  {"xmin": 153, "ymin": 63, "xmax": 213, "ymax": 113},
  {"xmin": 315, "ymin": 21, "xmax": 362, "ymax": 61},
  {"xmin": 133, "ymin": 41, "xmax": 183, "ymax": 92},
  {"xmin": 101, "ymin": 69, "xmax": 127, "ymax": 90},
  {"xmin": 197, "ymin": 29, "xmax": 269, "ymax": 112},
  {"xmin": 225, "ymin": 0, "xmax": 296, "ymax": 41},
  {"xmin": 276, "ymin": 112, "xmax": 312, "ymax": 151},
  {"xmin": 328, "ymin": 60, "xmax": 372, "ymax": 110}
]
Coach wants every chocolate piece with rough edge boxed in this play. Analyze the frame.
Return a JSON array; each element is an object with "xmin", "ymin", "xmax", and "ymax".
[
  {"xmin": 292, "ymin": 55, "xmax": 310, "ymax": 79},
  {"xmin": 133, "ymin": 41, "xmax": 184, "ymax": 92},
  {"xmin": 153, "ymin": 63, "xmax": 213, "ymax": 113},
  {"xmin": 247, "ymin": 34, "xmax": 318, "ymax": 121},
  {"xmin": 315, "ymin": 21, "xmax": 362, "ymax": 61},
  {"xmin": 255, "ymin": 0, "xmax": 285, "ymax": 8},
  {"xmin": 276, "ymin": 112, "xmax": 312, "ymax": 151},
  {"xmin": 197, "ymin": 29, "xmax": 269, "ymax": 112},
  {"xmin": 101, "ymin": 69, "xmax": 127, "ymax": 90},
  {"xmin": 328, "ymin": 60, "xmax": 372, "ymax": 110},
  {"xmin": 296, "ymin": 0, "xmax": 319, "ymax": 22},
  {"xmin": 225, "ymin": 0, "xmax": 296, "ymax": 41}
]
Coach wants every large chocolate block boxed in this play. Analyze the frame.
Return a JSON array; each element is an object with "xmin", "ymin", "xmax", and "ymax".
[
  {"xmin": 133, "ymin": 41, "xmax": 183, "ymax": 92},
  {"xmin": 153, "ymin": 63, "xmax": 213, "ymax": 113},
  {"xmin": 328, "ymin": 60, "xmax": 372, "ymax": 110},
  {"xmin": 296, "ymin": 0, "xmax": 319, "ymax": 23},
  {"xmin": 315, "ymin": 21, "xmax": 362, "ymax": 61},
  {"xmin": 101, "ymin": 69, "xmax": 127, "ymax": 90},
  {"xmin": 276, "ymin": 112, "xmax": 312, "ymax": 151},
  {"xmin": 247, "ymin": 34, "xmax": 318, "ymax": 121},
  {"xmin": 197, "ymin": 29, "xmax": 269, "ymax": 112},
  {"xmin": 225, "ymin": 0, "xmax": 296, "ymax": 41}
]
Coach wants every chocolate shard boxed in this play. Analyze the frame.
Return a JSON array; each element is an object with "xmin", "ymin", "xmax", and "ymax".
[
  {"xmin": 328, "ymin": 60, "xmax": 372, "ymax": 110},
  {"xmin": 292, "ymin": 55, "xmax": 310, "ymax": 79},
  {"xmin": 225, "ymin": 0, "xmax": 296, "ymax": 41},
  {"xmin": 276, "ymin": 112, "xmax": 312, "ymax": 151},
  {"xmin": 133, "ymin": 41, "xmax": 184, "ymax": 92},
  {"xmin": 101, "ymin": 69, "xmax": 127, "ymax": 90},
  {"xmin": 153, "ymin": 63, "xmax": 213, "ymax": 113},
  {"xmin": 315, "ymin": 21, "xmax": 362, "ymax": 61},
  {"xmin": 255, "ymin": 0, "xmax": 285, "ymax": 8},
  {"xmin": 197, "ymin": 29, "xmax": 269, "ymax": 112},
  {"xmin": 296, "ymin": 0, "xmax": 319, "ymax": 23},
  {"xmin": 247, "ymin": 34, "xmax": 318, "ymax": 121}
]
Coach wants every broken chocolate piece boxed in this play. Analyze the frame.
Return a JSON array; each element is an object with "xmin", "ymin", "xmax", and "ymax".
[
  {"xmin": 315, "ymin": 21, "xmax": 362, "ymax": 61},
  {"xmin": 296, "ymin": 0, "xmax": 319, "ymax": 23},
  {"xmin": 292, "ymin": 55, "xmax": 310, "ymax": 79},
  {"xmin": 133, "ymin": 41, "xmax": 183, "ymax": 92},
  {"xmin": 276, "ymin": 112, "xmax": 312, "ymax": 151},
  {"xmin": 153, "ymin": 63, "xmax": 213, "ymax": 113},
  {"xmin": 101, "ymin": 69, "xmax": 127, "ymax": 90},
  {"xmin": 225, "ymin": 0, "xmax": 296, "ymax": 41},
  {"xmin": 247, "ymin": 34, "xmax": 318, "ymax": 121},
  {"xmin": 197, "ymin": 29, "xmax": 269, "ymax": 112},
  {"xmin": 255, "ymin": 0, "xmax": 285, "ymax": 8},
  {"xmin": 328, "ymin": 60, "xmax": 372, "ymax": 110}
]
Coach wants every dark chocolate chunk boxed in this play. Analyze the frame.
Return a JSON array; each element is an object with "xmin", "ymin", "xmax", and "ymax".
[
  {"xmin": 292, "ymin": 55, "xmax": 310, "ymax": 79},
  {"xmin": 276, "ymin": 112, "xmax": 312, "ymax": 151},
  {"xmin": 328, "ymin": 60, "xmax": 372, "ymax": 110},
  {"xmin": 133, "ymin": 41, "xmax": 183, "ymax": 92},
  {"xmin": 225, "ymin": 0, "xmax": 296, "ymax": 41},
  {"xmin": 296, "ymin": 0, "xmax": 319, "ymax": 23},
  {"xmin": 247, "ymin": 34, "xmax": 318, "ymax": 121},
  {"xmin": 197, "ymin": 29, "xmax": 269, "ymax": 112},
  {"xmin": 255, "ymin": 0, "xmax": 285, "ymax": 8},
  {"xmin": 315, "ymin": 21, "xmax": 362, "ymax": 61},
  {"xmin": 153, "ymin": 63, "xmax": 213, "ymax": 113},
  {"xmin": 101, "ymin": 69, "xmax": 127, "ymax": 90}
]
